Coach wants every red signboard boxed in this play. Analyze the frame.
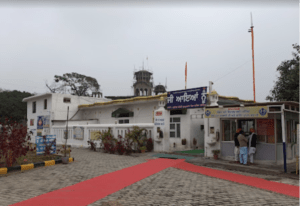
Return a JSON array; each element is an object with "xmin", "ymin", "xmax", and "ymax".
[
  {"xmin": 257, "ymin": 119, "xmax": 274, "ymax": 136},
  {"xmin": 156, "ymin": 111, "xmax": 162, "ymax": 116}
]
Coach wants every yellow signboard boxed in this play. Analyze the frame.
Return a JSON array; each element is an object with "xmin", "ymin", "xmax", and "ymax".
[
  {"xmin": 204, "ymin": 106, "xmax": 268, "ymax": 118},
  {"xmin": 90, "ymin": 131, "xmax": 100, "ymax": 140}
]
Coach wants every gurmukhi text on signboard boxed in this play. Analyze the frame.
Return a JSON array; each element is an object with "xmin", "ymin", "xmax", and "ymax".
[
  {"xmin": 167, "ymin": 87, "xmax": 207, "ymax": 110},
  {"xmin": 205, "ymin": 106, "xmax": 268, "ymax": 118},
  {"xmin": 154, "ymin": 117, "xmax": 165, "ymax": 126}
]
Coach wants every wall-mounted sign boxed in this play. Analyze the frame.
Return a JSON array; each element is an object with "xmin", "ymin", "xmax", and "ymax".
[
  {"xmin": 30, "ymin": 119, "xmax": 34, "ymax": 126},
  {"xmin": 37, "ymin": 116, "xmax": 44, "ymax": 129},
  {"xmin": 35, "ymin": 135, "xmax": 56, "ymax": 155},
  {"xmin": 257, "ymin": 119, "xmax": 274, "ymax": 136},
  {"xmin": 37, "ymin": 129, "xmax": 43, "ymax": 136},
  {"xmin": 90, "ymin": 131, "xmax": 100, "ymax": 141},
  {"xmin": 156, "ymin": 111, "xmax": 162, "ymax": 116},
  {"xmin": 167, "ymin": 87, "xmax": 207, "ymax": 110},
  {"xmin": 154, "ymin": 116, "xmax": 165, "ymax": 127},
  {"xmin": 63, "ymin": 130, "xmax": 71, "ymax": 139},
  {"xmin": 43, "ymin": 116, "xmax": 50, "ymax": 128},
  {"xmin": 73, "ymin": 127, "xmax": 84, "ymax": 140},
  {"xmin": 205, "ymin": 106, "xmax": 268, "ymax": 118},
  {"xmin": 43, "ymin": 128, "xmax": 50, "ymax": 135}
]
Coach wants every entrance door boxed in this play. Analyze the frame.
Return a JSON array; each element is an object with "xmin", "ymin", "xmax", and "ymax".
[{"xmin": 199, "ymin": 125, "xmax": 204, "ymax": 148}]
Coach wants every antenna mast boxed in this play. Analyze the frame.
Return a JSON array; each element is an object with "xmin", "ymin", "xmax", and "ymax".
[{"xmin": 248, "ymin": 12, "xmax": 256, "ymax": 102}]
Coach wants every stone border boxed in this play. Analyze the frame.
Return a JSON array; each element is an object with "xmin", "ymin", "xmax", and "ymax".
[{"xmin": 0, "ymin": 157, "xmax": 75, "ymax": 175}]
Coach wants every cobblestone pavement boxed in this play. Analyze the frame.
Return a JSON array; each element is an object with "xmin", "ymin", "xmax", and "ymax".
[
  {"xmin": 0, "ymin": 149, "xmax": 157, "ymax": 206},
  {"xmin": 90, "ymin": 167, "xmax": 299, "ymax": 206},
  {"xmin": 188, "ymin": 163, "xmax": 299, "ymax": 186},
  {"xmin": 0, "ymin": 149, "xmax": 299, "ymax": 206}
]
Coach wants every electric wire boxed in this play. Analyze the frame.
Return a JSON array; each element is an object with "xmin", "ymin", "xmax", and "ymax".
[{"xmin": 214, "ymin": 60, "xmax": 252, "ymax": 83}]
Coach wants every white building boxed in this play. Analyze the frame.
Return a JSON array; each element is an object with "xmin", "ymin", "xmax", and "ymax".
[
  {"xmin": 71, "ymin": 94, "xmax": 206, "ymax": 152},
  {"xmin": 23, "ymin": 89, "xmax": 263, "ymax": 156},
  {"xmin": 22, "ymin": 93, "xmax": 111, "ymax": 141}
]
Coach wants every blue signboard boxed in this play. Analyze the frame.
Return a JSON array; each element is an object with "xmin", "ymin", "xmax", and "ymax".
[
  {"xmin": 37, "ymin": 116, "xmax": 44, "ymax": 130},
  {"xmin": 35, "ymin": 135, "xmax": 56, "ymax": 155},
  {"xmin": 167, "ymin": 87, "xmax": 207, "ymax": 110}
]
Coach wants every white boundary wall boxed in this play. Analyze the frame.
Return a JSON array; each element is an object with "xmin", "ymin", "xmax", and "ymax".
[{"xmin": 51, "ymin": 123, "xmax": 155, "ymax": 149}]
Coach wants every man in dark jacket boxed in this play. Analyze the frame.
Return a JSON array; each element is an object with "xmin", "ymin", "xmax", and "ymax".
[
  {"xmin": 248, "ymin": 128, "xmax": 257, "ymax": 164},
  {"xmin": 234, "ymin": 128, "xmax": 241, "ymax": 163}
]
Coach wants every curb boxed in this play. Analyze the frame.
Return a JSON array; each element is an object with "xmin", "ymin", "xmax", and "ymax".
[{"xmin": 0, "ymin": 157, "xmax": 75, "ymax": 175}]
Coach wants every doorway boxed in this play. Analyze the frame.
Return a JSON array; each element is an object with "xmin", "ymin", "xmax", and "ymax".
[{"xmin": 238, "ymin": 119, "xmax": 255, "ymax": 136}]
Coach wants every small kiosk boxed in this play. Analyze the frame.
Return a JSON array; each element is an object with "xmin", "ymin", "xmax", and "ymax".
[{"xmin": 204, "ymin": 101, "xmax": 299, "ymax": 167}]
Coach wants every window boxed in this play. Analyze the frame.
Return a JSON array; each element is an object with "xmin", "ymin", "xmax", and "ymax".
[
  {"xmin": 44, "ymin": 99, "xmax": 47, "ymax": 110},
  {"xmin": 238, "ymin": 119, "xmax": 254, "ymax": 136},
  {"xmin": 119, "ymin": 119, "xmax": 129, "ymax": 124},
  {"xmin": 112, "ymin": 108, "xmax": 134, "ymax": 118},
  {"xmin": 170, "ymin": 117, "xmax": 180, "ymax": 138},
  {"xmin": 222, "ymin": 120, "xmax": 231, "ymax": 141},
  {"xmin": 32, "ymin": 102, "xmax": 36, "ymax": 113},
  {"xmin": 170, "ymin": 109, "xmax": 187, "ymax": 115},
  {"xmin": 222, "ymin": 120, "xmax": 237, "ymax": 141},
  {"xmin": 63, "ymin": 98, "xmax": 71, "ymax": 103}
]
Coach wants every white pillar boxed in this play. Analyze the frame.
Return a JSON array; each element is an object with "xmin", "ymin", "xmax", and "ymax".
[{"xmin": 281, "ymin": 105, "xmax": 287, "ymax": 173}]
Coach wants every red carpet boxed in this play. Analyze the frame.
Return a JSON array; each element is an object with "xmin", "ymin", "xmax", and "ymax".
[
  {"xmin": 173, "ymin": 161, "xmax": 299, "ymax": 198},
  {"xmin": 11, "ymin": 158, "xmax": 299, "ymax": 206},
  {"xmin": 11, "ymin": 158, "xmax": 184, "ymax": 206}
]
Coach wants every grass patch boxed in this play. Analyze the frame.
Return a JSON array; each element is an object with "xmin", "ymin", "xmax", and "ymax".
[{"xmin": 175, "ymin": 149, "xmax": 204, "ymax": 154}]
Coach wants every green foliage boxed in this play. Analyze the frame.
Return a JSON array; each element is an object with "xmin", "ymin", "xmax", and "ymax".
[
  {"xmin": 96, "ymin": 128, "xmax": 117, "ymax": 153},
  {"xmin": 0, "ymin": 89, "xmax": 34, "ymax": 123},
  {"xmin": 46, "ymin": 72, "xmax": 100, "ymax": 96},
  {"xmin": 140, "ymin": 146, "xmax": 146, "ymax": 151},
  {"xmin": 125, "ymin": 126, "xmax": 148, "ymax": 152},
  {"xmin": 266, "ymin": 44, "xmax": 299, "ymax": 102},
  {"xmin": 212, "ymin": 150, "xmax": 220, "ymax": 155}
]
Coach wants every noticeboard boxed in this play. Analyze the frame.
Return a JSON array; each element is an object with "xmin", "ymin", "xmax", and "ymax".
[
  {"xmin": 257, "ymin": 119, "xmax": 274, "ymax": 136},
  {"xmin": 35, "ymin": 135, "xmax": 56, "ymax": 155},
  {"xmin": 205, "ymin": 106, "xmax": 268, "ymax": 118},
  {"xmin": 73, "ymin": 127, "xmax": 84, "ymax": 140}
]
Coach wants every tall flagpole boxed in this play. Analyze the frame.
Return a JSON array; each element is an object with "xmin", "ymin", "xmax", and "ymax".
[
  {"xmin": 248, "ymin": 12, "xmax": 256, "ymax": 102},
  {"xmin": 185, "ymin": 62, "xmax": 187, "ymax": 89}
]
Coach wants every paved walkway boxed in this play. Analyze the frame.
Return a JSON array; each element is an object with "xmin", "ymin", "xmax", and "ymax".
[{"xmin": 1, "ymin": 149, "xmax": 299, "ymax": 206}]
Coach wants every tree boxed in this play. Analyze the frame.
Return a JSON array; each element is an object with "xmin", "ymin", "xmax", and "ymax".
[
  {"xmin": 0, "ymin": 90, "xmax": 34, "ymax": 123},
  {"xmin": 266, "ymin": 44, "xmax": 299, "ymax": 102},
  {"xmin": 46, "ymin": 72, "xmax": 100, "ymax": 96},
  {"xmin": 0, "ymin": 118, "xmax": 34, "ymax": 167}
]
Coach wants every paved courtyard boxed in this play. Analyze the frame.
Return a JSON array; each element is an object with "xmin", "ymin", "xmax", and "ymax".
[{"xmin": 0, "ymin": 148, "xmax": 299, "ymax": 206}]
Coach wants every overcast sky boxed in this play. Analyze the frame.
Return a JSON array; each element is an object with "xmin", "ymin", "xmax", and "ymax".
[{"xmin": 0, "ymin": 1, "xmax": 298, "ymax": 102}]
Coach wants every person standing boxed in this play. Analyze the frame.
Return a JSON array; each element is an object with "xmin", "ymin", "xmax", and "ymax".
[
  {"xmin": 234, "ymin": 128, "xmax": 242, "ymax": 163},
  {"xmin": 238, "ymin": 130, "xmax": 248, "ymax": 165},
  {"xmin": 248, "ymin": 128, "xmax": 257, "ymax": 164}
]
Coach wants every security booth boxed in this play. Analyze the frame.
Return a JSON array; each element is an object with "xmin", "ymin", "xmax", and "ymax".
[{"xmin": 204, "ymin": 101, "xmax": 299, "ymax": 166}]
